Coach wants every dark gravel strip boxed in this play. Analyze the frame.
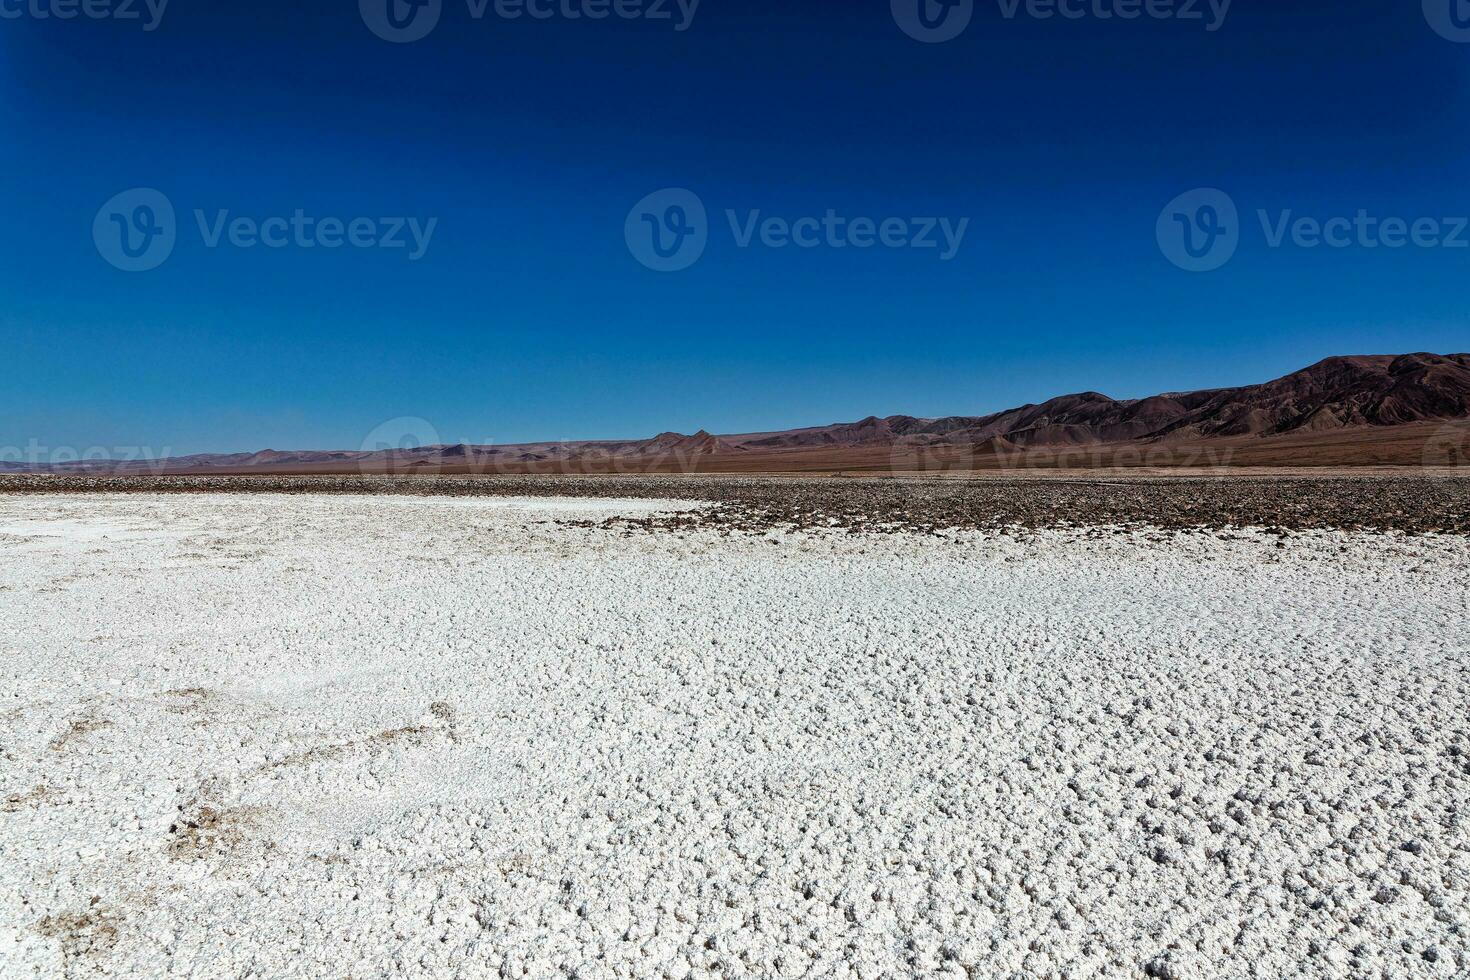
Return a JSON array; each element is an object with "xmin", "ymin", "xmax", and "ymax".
[{"xmin": 2, "ymin": 474, "xmax": 1467, "ymax": 535}]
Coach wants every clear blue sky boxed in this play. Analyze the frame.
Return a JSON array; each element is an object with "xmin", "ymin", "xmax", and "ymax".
[{"xmin": 3, "ymin": 0, "xmax": 1467, "ymax": 455}]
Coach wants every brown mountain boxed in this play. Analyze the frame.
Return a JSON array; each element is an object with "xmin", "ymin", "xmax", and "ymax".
[
  {"xmin": 732, "ymin": 353, "xmax": 1470, "ymax": 452},
  {"xmin": 643, "ymin": 430, "xmax": 742, "ymax": 457},
  {"xmin": 10, "ymin": 353, "xmax": 1468, "ymax": 475}
]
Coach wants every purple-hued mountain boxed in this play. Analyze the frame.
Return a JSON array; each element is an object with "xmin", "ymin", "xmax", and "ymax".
[{"xmin": 7, "ymin": 353, "xmax": 1468, "ymax": 474}]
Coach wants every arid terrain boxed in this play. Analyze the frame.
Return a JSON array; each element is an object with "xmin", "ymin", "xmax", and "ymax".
[
  {"xmin": 1, "ymin": 477, "xmax": 1468, "ymax": 978},
  {"xmin": 3, "ymin": 470, "xmax": 1468, "ymax": 534},
  {"xmin": 6, "ymin": 354, "xmax": 1467, "ymax": 477}
]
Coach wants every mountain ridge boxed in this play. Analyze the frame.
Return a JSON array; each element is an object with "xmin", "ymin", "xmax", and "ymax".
[{"xmin": 7, "ymin": 352, "xmax": 1468, "ymax": 474}]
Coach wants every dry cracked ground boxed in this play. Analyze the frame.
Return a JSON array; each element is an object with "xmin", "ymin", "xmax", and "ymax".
[{"xmin": 0, "ymin": 479, "xmax": 1468, "ymax": 978}]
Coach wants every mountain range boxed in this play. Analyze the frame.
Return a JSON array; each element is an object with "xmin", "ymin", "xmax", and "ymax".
[{"xmin": 9, "ymin": 353, "xmax": 1469, "ymax": 474}]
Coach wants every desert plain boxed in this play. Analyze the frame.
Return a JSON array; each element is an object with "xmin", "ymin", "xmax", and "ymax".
[{"xmin": 1, "ymin": 474, "xmax": 1467, "ymax": 979}]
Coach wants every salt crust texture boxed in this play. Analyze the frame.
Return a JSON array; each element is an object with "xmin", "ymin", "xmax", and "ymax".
[{"xmin": 1, "ymin": 494, "xmax": 1467, "ymax": 979}]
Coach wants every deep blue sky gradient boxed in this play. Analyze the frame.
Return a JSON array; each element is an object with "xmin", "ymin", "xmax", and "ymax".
[{"xmin": 3, "ymin": 0, "xmax": 1467, "ymax": 454}]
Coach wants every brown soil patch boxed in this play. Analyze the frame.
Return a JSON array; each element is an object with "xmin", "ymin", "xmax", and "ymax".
[
  {"xmin": 36, "ymin": 899, "xmax": 120, "ymax": 963},
  {"xmin": 166, "ymin": 804, "xmax": 262, "ymax": 861},
  {"xmin": 48, "ymin": 717, "xmax": 113, "ymax": 753}
]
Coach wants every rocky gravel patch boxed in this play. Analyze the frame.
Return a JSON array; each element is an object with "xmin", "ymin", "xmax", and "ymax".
[{"xmin": 2, "ymin": 473, "xmax": 1467, "ymax": 535}]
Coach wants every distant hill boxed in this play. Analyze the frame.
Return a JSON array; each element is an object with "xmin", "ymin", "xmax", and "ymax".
[
  {"xmin": 728, "ymin": 353, "xmax": 1470, "ymax": 450},
  {"xmin": 8, "ymin": 353, "xmax": 1468, "ymax": 475}
]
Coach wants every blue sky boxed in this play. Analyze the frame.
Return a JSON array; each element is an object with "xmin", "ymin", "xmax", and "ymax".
[{"xmin": 2, "ymin": 0, "xmax": 1468, "ymax": 456}]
